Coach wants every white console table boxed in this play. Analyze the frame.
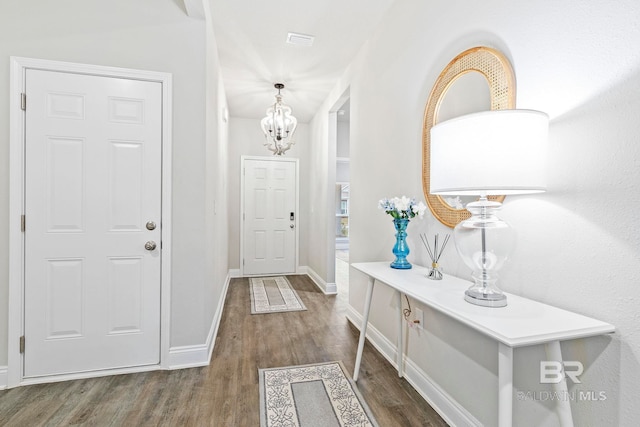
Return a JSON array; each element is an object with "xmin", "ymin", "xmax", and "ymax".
[{"xmin": 351, "ymin": 262, "xmax": 614, "ymax": 427}]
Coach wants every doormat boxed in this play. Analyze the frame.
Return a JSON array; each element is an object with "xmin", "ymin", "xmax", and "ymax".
[
  {"xmin": 259, "ymin": 361, "xmax": 379, "ymax": 427},
  {"xmin": 250, "ymin": 276, "xmax": 307, "ymax": 314}
]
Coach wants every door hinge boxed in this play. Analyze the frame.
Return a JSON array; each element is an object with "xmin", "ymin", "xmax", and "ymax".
[
  {"xmin": 21, "ymin": 93, "xmax": 26, "ymax": 111},
  {"xmin": 21, "ymin": 215, "xmax": 25, "ymax": 232},
  {"xmin": 19, "ymin": 336, "xmax": 25, "ymax": 353}
]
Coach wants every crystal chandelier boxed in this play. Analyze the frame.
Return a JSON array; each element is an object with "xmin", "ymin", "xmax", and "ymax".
[{"xmin": 260, "ymin": 83, "xmax": 298, "ymax": 155}]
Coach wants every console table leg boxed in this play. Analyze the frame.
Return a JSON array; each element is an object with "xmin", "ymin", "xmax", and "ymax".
[
  {"xmin": 353, "ymin": 276, "xmax": 375, "ymax": 381},
  {"xmin": 396, "ymin": 291, "xmax": 404, "ymax": 378},
  {"xmin": 498, "ymin": 343, "xmax": 513, "ymax": 427},
  {"xmin": 545, "ymin": 341, "xmax": 574, "ymax": 427}
]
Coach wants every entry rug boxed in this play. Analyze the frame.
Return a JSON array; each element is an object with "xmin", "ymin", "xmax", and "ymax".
[
  {"xmin": 259, "ymin": 361, "xmax": 379, "ymax": 427},
  {"xmin": 250, "ymin": 276, "xmax": 307, "ymax": 314}
]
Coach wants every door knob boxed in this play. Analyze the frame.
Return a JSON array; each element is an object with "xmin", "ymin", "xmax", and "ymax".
[
  {"xmin": 145, "ymin": 241, "xmax": 157, "ymax": 251},
  {"xmin": 146, "ymin": 221, "xmax": 156, "ymax": 231},
  {"xmin": 290, "ymin": 224, "xmax": 295, "ymax": 229}
]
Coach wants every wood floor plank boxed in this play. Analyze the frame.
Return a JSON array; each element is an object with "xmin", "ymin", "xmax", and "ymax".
[{"xmin": 0, "ymin": 275, "xmax": 448, "ymax": 426}]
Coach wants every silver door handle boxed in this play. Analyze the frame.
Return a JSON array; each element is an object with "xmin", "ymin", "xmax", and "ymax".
[
  {"xmin": 290, "ymin": 224, "xmax": 295, "ymax": 229},
  {"xmin": 146, "ymin": 221, "xmax": 156, "ymax": 231},
  {"xmin": 145, "ymin": 241, "xmax": 157, "ymax": 251}
]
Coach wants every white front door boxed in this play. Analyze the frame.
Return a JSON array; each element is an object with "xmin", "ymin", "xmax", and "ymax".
[
  {"xmin": 242, "ymin": 158, "xmax": 297, "ymax": 275},
  {"xmin": 23, "ymin": 69, "xmax": 162, "ymax": 377}
]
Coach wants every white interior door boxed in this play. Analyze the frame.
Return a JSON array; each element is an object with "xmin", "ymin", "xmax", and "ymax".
[
  {"xmin": 243, "ymin": 158, "xmax": 297, "ymax": 275},
  {"xmin": 23, "ymin": 69, "xmax": 162, "ymax": 378}
]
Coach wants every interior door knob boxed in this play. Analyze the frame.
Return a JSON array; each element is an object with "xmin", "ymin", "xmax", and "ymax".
[
  {"xmin": 145, "ymin": 241, "xmax": 157, "ymax": 251},
  {"xmin": 146, "ymin": 221, "xmax": 156, "ymax": 230}
]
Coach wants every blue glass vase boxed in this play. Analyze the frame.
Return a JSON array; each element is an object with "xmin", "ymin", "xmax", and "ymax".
[{"xmin": 390, "ymin": 218, "xmax": 412, "ymax": 269}]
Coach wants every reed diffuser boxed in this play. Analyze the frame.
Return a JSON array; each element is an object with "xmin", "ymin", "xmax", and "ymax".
[{"xmin": 420, "ymin": 233, "xmax": 450, "ymax": 280}]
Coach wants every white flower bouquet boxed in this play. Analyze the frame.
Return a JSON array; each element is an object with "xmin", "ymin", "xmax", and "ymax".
[{"xmin": 378, "ymin": 196, "xmax": 427, "ymax": 220}]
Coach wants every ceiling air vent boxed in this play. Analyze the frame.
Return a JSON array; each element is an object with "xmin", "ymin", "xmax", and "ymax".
[{"xmin": 286, "ymin": 32, "xmax": 315, "ymax": 47}]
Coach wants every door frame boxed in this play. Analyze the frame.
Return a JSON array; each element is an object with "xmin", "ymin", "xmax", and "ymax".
[
  {"xmin": 240, "ymin": 155, "xmax": 299, "ymax": 277},
  {"xmin": 324, "ymin": 89, "xmax": 350, "ymax": 294},
  {"xmin": 8, "ymin": 57, "xmax": 173, "ymax": 387}
]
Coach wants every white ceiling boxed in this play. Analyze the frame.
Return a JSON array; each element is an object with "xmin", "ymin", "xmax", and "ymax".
[{"xmin": 209, "ymin": 0, "xmax": 396, "ymax": 122}]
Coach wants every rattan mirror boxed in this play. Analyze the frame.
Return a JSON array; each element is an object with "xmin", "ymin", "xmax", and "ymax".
[{"xmin": 422, "ymin": 46, "xmax": 516, "ymax": 228}]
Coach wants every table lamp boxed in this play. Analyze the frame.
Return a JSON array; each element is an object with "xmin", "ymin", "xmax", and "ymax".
[{"xmin": 430, "ymin": 110, "xmax": 549, "ymax": 307}]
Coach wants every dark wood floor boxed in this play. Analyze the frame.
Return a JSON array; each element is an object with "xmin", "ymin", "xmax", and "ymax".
[{"xmin": 0, "ymin": 275, "xmax": 448, "ymax": 426}]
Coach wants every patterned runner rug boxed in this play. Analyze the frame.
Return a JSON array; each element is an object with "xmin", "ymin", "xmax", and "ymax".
[
  {"xmin": 259, "ymin": 361, "xmax": 379, "ymax": 427},
  {"xmin": 250, "ymin": 276, "xmax": 307, "ymax": 314}
]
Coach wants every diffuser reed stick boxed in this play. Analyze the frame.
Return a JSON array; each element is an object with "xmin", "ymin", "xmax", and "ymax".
[{"xmin": 420, "ymin": 233, "xmax": 450, "ymax": 280}]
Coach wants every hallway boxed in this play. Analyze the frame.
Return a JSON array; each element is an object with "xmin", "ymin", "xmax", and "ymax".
[
  {"xmin": 336, "ymin": 248, "xmax": 350, "ymax": 298},
  {"xmin": 0, "ymin": 276, "xmax": 447, "ymax": 426}
]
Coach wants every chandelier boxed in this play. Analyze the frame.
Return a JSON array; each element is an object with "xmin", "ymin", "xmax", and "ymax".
[{"xmin": 260, "ymin": 83, "xmax": 298, "ymax": 155}]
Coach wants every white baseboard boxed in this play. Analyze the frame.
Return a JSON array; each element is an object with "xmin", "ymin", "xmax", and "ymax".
[
  {"xmin": 167, "ymin": 344, "xmax": 211, "ymax": 370},
  {"xmin": 228, "ymin": 268, "xmax": 241, "ymax": 278},
  {"xmin": 168, "ymin": 272, "xmax": 232, "ymax": 370},
  {"xmin": 345, "ymin": 305, "xmax": 481, "ymax": 427},
  {"xmin": 0, "ymin": 366, "xmax": 7, "ymax": 390},
  {"xmin": 303, "ymin": 265, "xmax": 337, "ymax": 295}
]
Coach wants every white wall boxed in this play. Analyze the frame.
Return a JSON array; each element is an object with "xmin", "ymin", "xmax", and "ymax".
[
  {"xmin": 227, "ymin": 117, "xmax": 310, "ymax": 271},
  {"xmin": 0, "ymin": 0, "xmax": 227, "ymax": 365},
  {"xmin": 307, "ymin": 110, "xmax": 334, "ymax": 281},
  {"xmin": 203, "ymin": 0, "xmax": 230, "ymax": 346},
  {"xmin": 336, "ymin": 120, "xmax": 350, "ymax": 183},
  {"xmin": 336, "ymin": 161, "xmax": 350, "ymax": 183},
  {"xmin": 337, "ymin": 120, "xmax": 350, "ymax": 159},
  {"xmin": 308, "ymin": 0, "xmax": 640, "ymax": 425}
]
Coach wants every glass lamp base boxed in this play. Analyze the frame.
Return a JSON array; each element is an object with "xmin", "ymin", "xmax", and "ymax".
[
  {"xmin": 464, "ymin": 289, "xmax": 507, "ymax": 308},
  {"xmin": 454, "ymin": 197, "xmax": 513, "ymax": 309}
]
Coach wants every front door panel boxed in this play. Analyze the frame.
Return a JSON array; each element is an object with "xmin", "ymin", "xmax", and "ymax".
[{"xmin": 243, "ymin": 159, "xmax": 297, "ymax": 275}]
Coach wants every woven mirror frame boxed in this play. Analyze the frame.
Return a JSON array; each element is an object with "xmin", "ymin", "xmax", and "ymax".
[{"xmin": 422, "ymin": 46, "xmax": 516, "ymax": 228}]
